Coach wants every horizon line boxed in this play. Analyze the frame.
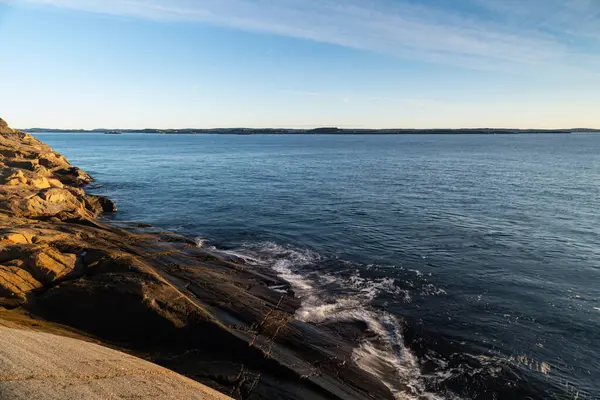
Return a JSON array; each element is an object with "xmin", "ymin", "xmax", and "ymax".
[{"xmin": 20, "ymin": 126, "xmax": 598, "ymax": 132}]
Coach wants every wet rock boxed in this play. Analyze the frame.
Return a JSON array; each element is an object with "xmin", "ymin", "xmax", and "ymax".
[{"xmin": 97, "ymin": 196, "xmax": 118, "ymax": 213}]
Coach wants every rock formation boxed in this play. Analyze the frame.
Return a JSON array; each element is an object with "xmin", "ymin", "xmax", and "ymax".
[{"xmin": 0, "ymin": 118, "xmax": 118, "ymax": 307}]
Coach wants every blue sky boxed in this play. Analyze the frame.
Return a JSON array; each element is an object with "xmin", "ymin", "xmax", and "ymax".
[{"xmin": 0, "ymin": 0, "xmax": 599, "ymax": 129}]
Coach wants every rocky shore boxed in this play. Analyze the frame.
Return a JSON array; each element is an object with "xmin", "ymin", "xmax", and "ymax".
[{"xmin": 0, "ymin": 118, "xmax": 394, "ymax": 399}]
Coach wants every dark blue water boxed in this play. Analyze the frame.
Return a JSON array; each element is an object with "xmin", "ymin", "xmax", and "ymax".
[{"xmin": 34, "ymin": 133, "xmax": 600, "ymax": 399}]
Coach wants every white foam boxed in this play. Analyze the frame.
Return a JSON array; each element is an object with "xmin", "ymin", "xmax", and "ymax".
[
  {"xmin": 409, "ymin": 269, "xmax": 424, "ymax": 277},
  {"xmin": 292, "ymin": 289, "xmax": 435, "ymax": 398},
  {"xmin": 282, "ymin": 273, "xmax": 442, "ymax": 398},
  {"xmin": 594, "ymin": 307, "xmax": 600, "ymax": 312},
  {"xmin": 354, "ymin": 342, "xmax": 427, "ymax": 400},
  {"xmin": 317, "ymin": 274, "xmax": 339, "ymax": 285},
  {"xmin": 202, "ymin": 239, "xmax": 449, "ymax": 399},
  {"xmin": 235, "ymin": 241, "xmax": 320, "ymax": 294},
  {"xmin": 272, "ymin": 258, "xmax": 314, "ymax": 292},
  {"xmin": 350, "ymin": 312, "xmax": 449, "ymax": 400},
  {"xmin": 204, "ymin": 244, "xmax": 261, "ymax": 264},
  {"xmin": 296, "ymin": 298, "xmax": 364, "ymax": 323},
  {"xmin": 267, "ymin": 285, "xmax": 289, "ymax": 294}
]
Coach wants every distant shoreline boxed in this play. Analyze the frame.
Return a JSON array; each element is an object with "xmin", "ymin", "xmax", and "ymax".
[{"xmin": 23, "ymin": 127, "xmax": 598, "ymax": 135}]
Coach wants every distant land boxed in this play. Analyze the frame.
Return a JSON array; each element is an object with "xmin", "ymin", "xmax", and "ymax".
[{"xmin": 22, "ymin": 127, "xmax": 600, "ymax": 135}]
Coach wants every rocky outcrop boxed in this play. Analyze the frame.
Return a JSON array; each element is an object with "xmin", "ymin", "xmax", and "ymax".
[
  {"xmin": 0, "ymin": 118, "xmax": 117, "ymax": 307},
  {"xmin": 0, "ymin": 118, "xmax": 114, "ymax": 220},
  {"xmin": 0, "ymin": 118, "xmax": 394, "ymax": 400}
]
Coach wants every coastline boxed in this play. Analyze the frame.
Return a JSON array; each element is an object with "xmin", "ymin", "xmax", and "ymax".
[
  {"xmin": 23, "ymin": 127, "xmax": 585, "ymax": 135},
  {"xmin": 0, "ymin": 118, "xmax": 394, "ymax": 399}
]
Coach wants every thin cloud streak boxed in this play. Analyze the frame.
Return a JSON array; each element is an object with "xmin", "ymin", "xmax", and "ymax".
[{"xmin": 3, "ymin": 0, "xmax": 600, "ymax": 72}]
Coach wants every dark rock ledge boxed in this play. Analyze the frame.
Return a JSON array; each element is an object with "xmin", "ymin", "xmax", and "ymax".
[{"xmin": 0, "ymin": 118, "xmax": 394, "ymax": 400}]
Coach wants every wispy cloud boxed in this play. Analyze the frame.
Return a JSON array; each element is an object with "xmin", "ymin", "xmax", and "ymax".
[{"xmin": 4, "ymin": 0, "xmax": 600, "ymax": 72}]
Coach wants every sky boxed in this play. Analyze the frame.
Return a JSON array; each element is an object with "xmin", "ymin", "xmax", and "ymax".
[{"xmin": 0, "ymin": 0, "xmax": 599, "ymax": 129}]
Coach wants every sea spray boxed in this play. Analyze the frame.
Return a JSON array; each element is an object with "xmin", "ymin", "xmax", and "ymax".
[{"xmin": 198, "ymin": 239, "xmax": 451, "ymax": 399}]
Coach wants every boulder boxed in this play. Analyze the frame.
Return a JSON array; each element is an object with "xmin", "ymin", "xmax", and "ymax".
[
  {"xmin": 39, "ymin": 187, "xmax": 76, "ymax": 203},
  {"xmin": 38, "ymin": 152, "xmax": 68, "ymax": 169},
  {"xmin": 0, "ymin": 265, "xmax": 42, "ymax": 297},
  {"xmin": 0, "ymin": 118, "xmax": 12, "ymax": 134},
  {"xmin": 53, "ymin": 166, "xmax": 94, "ymax": 186},
  {"xmin": 86, "ymin": 195, "xmax": 118, "ymax": 213},
  {"xmin": 0, "ymin": 229, "xmax": 36, "ymax": 245},
  {"xmin": 0, "ymin": 245, "xmax": 77, "ymax": 286},
  {"xmin": 0, "ymin": 169, "xmax": 27, "ymax": 186},
  {"xmin": 24, "ymin": 246, "xmax": 77, "ymax": 284}
]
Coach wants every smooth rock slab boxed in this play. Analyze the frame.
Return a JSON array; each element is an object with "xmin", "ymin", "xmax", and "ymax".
[{"xmin": 0, "ymin": 326, "xmax": 231, "ymax": 400}]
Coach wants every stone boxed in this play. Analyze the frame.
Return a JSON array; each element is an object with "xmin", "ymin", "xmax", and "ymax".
[
  {"xmin": 38, "ymin": 153, "xmax": 67, "ymax": 169},
  {"xmin": 0, "ymin": 245, "xmax": 77, "ymax": 286},
  {"xmin": 0, "ymin": 118, "xmax": 11, "ymax": 133},
  {"xmin": 0, "ymin": 265, "xmax": 42, "ymax": 297},
  {"xmin": 0, "ymin": 169, "xmax": 27, "ymax": 186},
  {"xmin": 0, "ymin": 229, "xmax": 36, "ymax": 245},
  {"xmin": 24, "ymin": 246, "xmax": 77, "ymax": 284},
  {"xmin": 39, "ymin": 187, "xmax": 77, "ymax": 203},
  {"xmin": 52, "ymin": 167, "xmax": 94, "ymax": 186},
  {"xmin": 28, "ymin": 176, "xmax": 51, "ymax": 189},
  {"xmin": 47, "ymin": 178, "xmax": 64, "ymax": 188}
]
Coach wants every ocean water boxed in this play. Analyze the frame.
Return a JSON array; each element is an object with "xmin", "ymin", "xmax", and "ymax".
[{"xmin": 34, "ymin": 132, "xmax": 600, "ymax": 399}]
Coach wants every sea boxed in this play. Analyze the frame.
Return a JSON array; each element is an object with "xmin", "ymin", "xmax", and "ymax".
[{"xmin": 33, "ymin": 132, "xmax": 600, "ymax": 400}]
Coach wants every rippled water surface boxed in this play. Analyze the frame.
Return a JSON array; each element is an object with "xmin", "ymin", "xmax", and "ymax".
[{"xmin": 35, "ymin": 132, "xmax": 600, "ymax": 399}]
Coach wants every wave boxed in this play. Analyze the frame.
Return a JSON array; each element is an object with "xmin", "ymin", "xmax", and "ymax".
[
  {"xmin": 195, "ymin": 238, "xmax": 578, "ymax": 399},
  {"xmin": 198, "ymin": 239, "xmax": 454, "ymax": 400}
]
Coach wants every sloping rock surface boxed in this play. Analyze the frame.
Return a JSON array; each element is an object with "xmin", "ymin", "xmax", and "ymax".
[{"xmin": 0, "ymin": 326, "xmax": 231, "ymax": 400}]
